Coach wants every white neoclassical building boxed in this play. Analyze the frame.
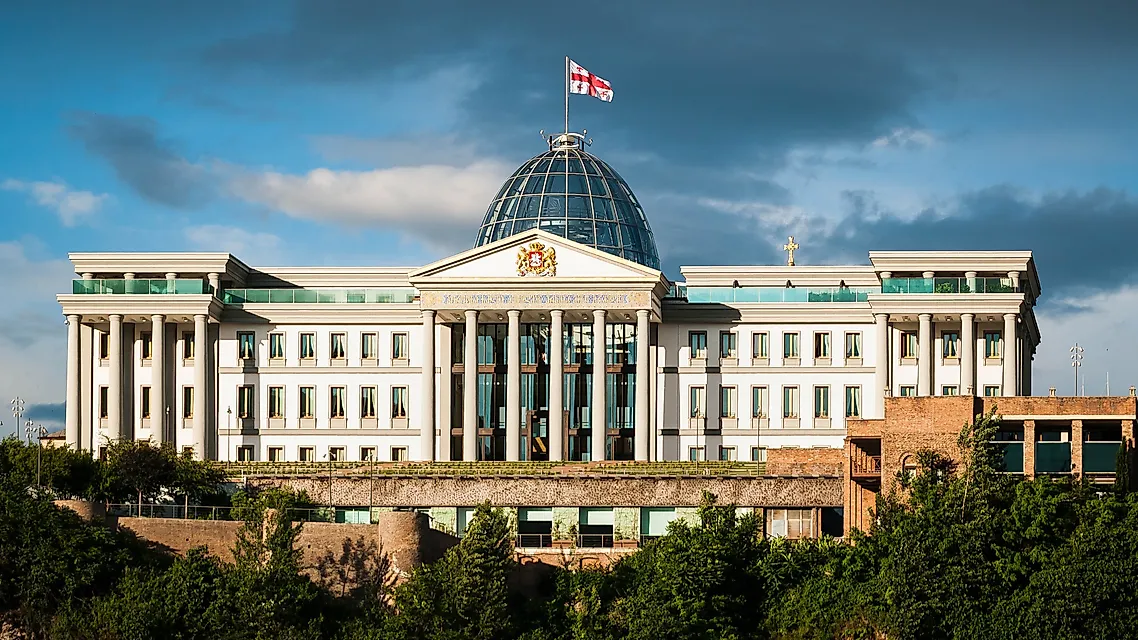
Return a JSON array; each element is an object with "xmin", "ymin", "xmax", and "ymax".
[{"xmin": 56, "ymin": 134, "xmax": 1042, "ymax": 463}]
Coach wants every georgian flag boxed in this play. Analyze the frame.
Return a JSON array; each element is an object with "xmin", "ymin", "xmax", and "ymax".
[{"xmin": 569, "ymin": 59, "xmax": 613, "ymax": 102}]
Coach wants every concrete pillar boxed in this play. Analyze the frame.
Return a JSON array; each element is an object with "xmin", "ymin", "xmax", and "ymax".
[
  {"xmin": 591, "ymin": 309, "xmax": 607, "ymax": 462},
  {"xmin": 635, "ymin": 309, "xmax": 651, "ymax": 461},
  {"xmin": 1008, "ymin": 270, "xmax": 1020, "ymax": 292},
  {"xmin": 917, "ymin": 313, "xmax": 932, "ymax": 396},
  {"xmin": 193, "ymin": 314, "xmax": 208, "ymax": 459},
  {"xmin": 964, "ymin": 271, "xmax": 977, "ymax": 294},
  {"xmin": 419, "ymin": 310, "xmax": 436, "ymax": 461},
  {"xmin": 549, "ymin": 310, "xmax": 564, "ymax": 461},
  {"xmin": 1002, "ymin": 313, "xmax": 1017, "ymax": 397},
  {"xmin": 151, "ymin": 314, "xmax": 165, "ymax": 448},
  {"xmin": 506, "ymin": 309, "xmax": 521, "ymax": 461},
  {"xmin": 463, "ymin": 310, "xmax": 478, "ymax": 461},
  {"xmin": 874, "ymin": 313, "xmax": 889, "ymax": 414},
  {"xmin": 108, "ymin": 314, "xmax": 123, "ymax": 441},
  {"xmin": 960, "ymin": 313, "xmax": 975, "ymax": 396},
  {"xmin": 65, "ymin": 315, "xmax": 81, "ymax": 448},
  {"xmin": 1023, "ymin": 420, "xmax": 1036, "ymax": 478},
  {"xmin": 1071, "ymin": 419, "xmax": 1083, "ymax": 476},
  {"xmin": 165, "ymin": 272, "xmax": 177, "ymax": 293},
  {"xmin": 207, "ymin": 272, "xmax": 221, "ymax": 297}
]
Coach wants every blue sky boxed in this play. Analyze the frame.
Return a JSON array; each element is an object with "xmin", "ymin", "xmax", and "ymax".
[{"xmin": 3, "ymin": 1, "xmax": 1138, "ymax": 436}]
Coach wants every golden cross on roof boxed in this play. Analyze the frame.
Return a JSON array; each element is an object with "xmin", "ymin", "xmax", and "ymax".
[{"xmin": 782, "ymin": 236, "xmax": 799, "ymax": 266}]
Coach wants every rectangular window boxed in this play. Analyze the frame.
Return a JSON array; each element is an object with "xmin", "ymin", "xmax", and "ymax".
[
  {"xmin": 237, "ymin": 385, "xmax": 254, "ymax": 419},
  {"xmin": 329, "ymin": 446, "xmax": 345, "ymax": 462},
  {"xmin": 984, "ymin": 331, "xmax": 1001, "ymax": 359},
  {"xmin": 813, "ymin": 332, "xmax": 830, "ymax": 359},
  {"xmin": 299, "ymin": 446, "xmax": 315, "ymax": 462},
  {"xmin": 330, "ymin": 386, "xmax": 346, "ymax": 419},
  {"xmin": 268, "ymin": 386, "xmax": 284, "ymax": 419},
  {"xmin": 390, "ymin": 446, "xmax": 407, "ymax": 462},
  {"xmin": 182, "ymin": 386, "xmax": 194, "ymax": 418},
  {"xmin": 719, "ymin": 331, "xmax": 737, "ymax": 358},
  {"xmin": 719, "ymin": 386, "xmax": 737, "ymax": 418},
  {"xmin": 140, "ymin": 386, "xmax": 151, "ymax": 419},
  {"xmin": 99, "ymin": 333, "xmax": 110, "ymax": 360},
  {"xmin": 782, "ymin": 386, "xmax": 799, "ymax": 418},
  {"xmin": 392, "ymin": 333, "xmax": 409, "ymax": 360},
  {"xmin": 719, "ymin": 446, "xmax": 737, "ymax": 461},
  {"xmin": 98, "ymin": 386, "xmax": 109, "ymax": 418},
  {"xmin": 688, "ymin": 446, "xmax": 705, "ymax": 461},
  {"xmin": 300, "ymin": 333, "xmax": 316, "ymax": 360},
  {"xmin": 751, "ymin": 446, "xmax": 768, "ymax": 463},
  {"xmin": 361, "ymin": 333, "xmax": 377, "ymax": 360},
  {"xmin": 140, "ymin": 332, "xmax": 153, "ymax": 360},
  {"xmin": 844, "ymin": 332, "xmax": 862, "ymax": 359},
  {"xmin": 942, "ymin": 332, "xmax": 960, "ymax": 359},
  {"xmin": 689, "ymin": 386, "xmax": 706, "ymax": 418},
  {"xmin": 814, "ymin": 386, "xmax": 830, "ymax": 418},
  {"xmin": 752, "ymin": 332, "xmax": 769, "ymax": 359},
  {"xmin": 984, "ymin": 385, "xmax": 1001, "ymax": 397},
  {"xmin": 391, "ymin": 386, "xmax": 408, "ymax": 419},
  {"xmin": 238, "ymin": 331, "xmax": 256, "ymax": 360},
  {"xmin": 689, "ymin": 331, "xmax": 708, "ymax": 359},
  {"xmin": 360, "ymin": 386, "xmax": 377, "ymax": 419},
  {"xmin": 360, "ymin": 446, "xmax": 377, "ymax": 462},
  {"xmin": 330, "ymin": 333, "xmax": 347, "ymax": 360},
  {"xmin": 267, "ymin": 446, "xmax": 284, "ymax": 462},
  {"xmin": 899, "ymin": 385, "xmax": 917, "ymax": 397},
  {"xmin": 269, "ymin": 333, "xmax": 285, "ymax": 360},
  {"xmin": 182, "ymin": 332, "xmax": 194, "ymax": 359},
  {"xmin": 767, "ymin": 508, "xmax": 814, "ymax": 539},
  {"xmin": 942, "ymin": 385, "xmax": 959, "ymax": 396},
  {"xmin": 845, "ymin": 386, "xmax": 861, "ymax": 418},
  {"xmin": 751, "ymin": 386, "xmax": 769, "ymax": 418},
  {"xmin": 237, "ymin": 446, "xmax": 254, "ymax": 462},
  {"xmin": 901, "ymin": 332, "xmax": 918, "ymax": 359},
  {"xmin": 783, "ymin": 332, "xmax": 800, "ymax": 358},
  {"xmin": 300, "ymin": 386, "xmax": 316, "ymax": 419}
]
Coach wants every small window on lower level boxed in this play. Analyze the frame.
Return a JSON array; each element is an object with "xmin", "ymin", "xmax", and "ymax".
[
  {"xmin": 767, "ymin": 508, "xmax": 814, "ymax": 539},
  {"xmin": 360, "ymin": 446, "xmax": 377, "ymax": 462},
  {"xmin": 267, "ymin": 447, "xmax": 284, "ymax": 463},
  {"xmin": 299, "ymin": 446, "xmax": 315, "ymax": 462},
  {"xmin": 236, "ymin": 446, "xmax": 254, "ymax": 462},
  {"xmin": 984, "ymin": 385, "xmax": 1001, "ymax": 397},
  {"xmin": 899, "ymin": 385, "xmax": 917, "ymax": 397},
  {"xmin": 719, "ymin": 446, "xmax": 736, "ymax": 461},
  {"xmin": 391, "ymin": 446, "xmax": 407, "ymax": 462},
  {"xmin": 941, "ymin": 385, "xmax": 959, "ymax": 396},
  {"xmin": 688, "ymin": 446, "xmax": 705, "ymax": 461},
  {"xmin": 329, "ymin": 446, "xmax": 346, "ymax": 462}
]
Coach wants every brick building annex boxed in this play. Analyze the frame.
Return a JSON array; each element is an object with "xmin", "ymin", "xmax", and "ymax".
[{"xmin": 55, "ymin": 132, "xmax": 1130, "ymax": 542}]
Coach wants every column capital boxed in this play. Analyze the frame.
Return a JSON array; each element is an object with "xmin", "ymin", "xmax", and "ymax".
[
  {"xmin": 1003, "ymin": 312, "xmax": 1017, "ymax": 320},
  {"xmin": 507, "ymin": 309, "xmax": 521, "ymax": 319},
  {"xmin": 109, "ymin": 313, "xmax": 123, "ymax": 321},
  {"xmin": 964, "ymin": 271, "xmax": 977, "ymax": 279},
  {"xmin": 66, "ymin": 314, "xmax": 81, "ymax": 323},
  {"xmin": 464, "ymin": 309, "xmax": 478, "ymax": 319},
  {"xmin": 636, "ymin": 309, "xmax": 650, "ymax": 320},
  {"xmin": 81, "ymin": 272, "xmax": 94, "ymax": 280},
  {"xmin": 193, "ymin": 313, "xmax": 208, "ymax": 322},
  {"xmin": 593, "ymin": 308, "xmax": 606, "ymax": 318},
  {"xmin": 961, "ymin": 312, "xmax": 975, "ymax": 319},
  {"xmin": 421, "ymin": 309, "xmax": 436, "ymax": 320},
  {"xmin": 550, "ymin": 309, "xmax": 564, "ymax": 318},
  {"xmin": 164, "ymin": 272, "xmax": 177, "ymax": 279},
  {"xmin": 123, "ymin": 272, "xmax": 136, "ymax": 280},
  {"xmin": 150, "ymin": 313, "xmax": 165, "ymax": 322},
  {"xmin": 873, "ymin": 312, "xmax": 889, "ymax": 321},
  {"xmin": 921, "ymin": 271, "xmax": 935, "ymax": 279},
  {"xmin": 918, "ymin": 312, "xmax": 932, "ymax": 321},
  {"xmin": 880, "ymin": 271, "xmax": 892, "ymax": 280}
]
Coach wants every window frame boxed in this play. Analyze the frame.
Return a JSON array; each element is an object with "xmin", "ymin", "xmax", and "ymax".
[
  {"xmin": 984, "ymin": 385, "xmax": 1001, "ymax": 397},
  {"xmin": 269, "ymin": 332, "xmax": 285, "ymax": 360},
  {"xmin": 299, "ymin": 386, "xmax": 316, "ymax": 419},
  {"xmin": 181, "ymin": 386, "xmax": 194, "ymax": 418},
  {"xmin": 814, "ymin": 385, "xmax": 830, "ymax": 418},
  {"xmin": 300, "ymin": 332, "xmax": 316, "ymax": 360},
  {"xmin": 360, "ymin": 386, "xmax": 378, "ymax": 419},
  {"xmin": 330, "ymin": 332, "xmax": 347, "ymax": 361},
  {"xmin": 942, "ymin": 331, "xmax": 960, "ymax": 359},
  {"xmin": 237, "ymin": 331, "xmax": 256, "ymax": 361},
  {"xmin": 719, "ymin": 446, "xmax": 737, "ymax": 461},
  {"xmin": 899, "ymin": 385, "xmax": 917, "ymax": 397},
  {"xmin": 329, "ymin": 446, "xmax": 346, "ymax": 462},
  {"xmin": 140, "ymin": 386, "xmax": 151, "ymax": 419},
  {"xmin": 783, "ymin": 332, "xmax": 800, "ymax": 359},
  {"xmin": 688, "ymin": 331, "xmax": 708, "ymax": 360},
  {"xmin": 329, "ymin": 386, "xmax": 346, "ymax": 419},
  {"xmin": 719, "ymin": 385, "xmax": 737, "ymax": 419},
  {"xmin": 267, "ymin": 446, "xmax": 284, "ymax": 463},
  {"xmin": 844, "ymin": 332, "xmax": 862, "ymax": 359},
  {"xmin": 391, "ymin": 386, "xmax": 409, "ymax": 419},
  {"xmin": 719, "ymin": 331, "xmax": 737, "ymax": 359},
  {"xmin": 360, "ymin": 446, "xmax": 377, "ymax": 462},
  {"xmin": 813, "ymin": 332, "xmax": 831, "ymax": 359},
  {"xmin": 782, "ymin": 386, "xmax": 799, "ymax": 418},
  {"xmin": 140, "ymin": 331, "xmax": 153, "ymax": 361},
  {"xmin": 392, "ymin": 332, "xmax": 409, "ymax": 361},
  {"xmin": 751, "ymin": 385, "xmax": 769, "ymax": 418},
  {"xmin": 900, "ymin": 331, "xmax": 918, "ymax": 359},
  {"xmin": 268, "ymin": 386, "xmax": 285, "ymax": 419},
  {"xmin": 941, "ymin": 385, "xmax": 959, "ymax": 396},
  {"xmin": 688, "ymin": 446, "xmax": 705, "ymax": 461},
  {"xmin": 689, "ymin": 385, "xmax": 706, "ymax": 418},
  {"xmin": 99, "ymin": 333, "xmax": 110, "ymax": 361},
  {"xmin": 237, "ymin": 385, "xmax": 255, "ymax": 419},
  {"xmin": 361, "ymin": 332, "xmax": 378, "ymax": 360},
  {"xmin": 984, "ymin": 331, "xmax": 1002, "ymax": 359},
  {"xmin": 752, "ymin": 331, "xmax": 769, "ymax": 360},
  {"xmin": 299, "ymin": 446, "xmax": 315, "ymax": 463},
  {"xmin": 390, "ymin": 446, "xmax": 408, "ymax": 462},
  {"xmin": 181, "ymin": 332, "xmax": 194, "ymax": 360},
  {"xmin": 844, "ymin": 385, "xmax": 861, "ymax": 418}
]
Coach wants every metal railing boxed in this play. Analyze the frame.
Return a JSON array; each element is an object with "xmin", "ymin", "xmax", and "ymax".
[
  {"xmin": 72, "ymin": 278, "xmax": 211, "ymax": 295},
  {"xmin": 517, "ymin": 533, "xmax": 554, "ymax": 548},
  {"xmin": 222, "ymin": 288, "xmax": 416, "ymax": 304},
  {"xmin": 106, "ymin": 503, "xmax": 347, "ymax": 523},
  {"xmin": 577, "ymin": 533, "xmax": 615, "ymax": 548}
]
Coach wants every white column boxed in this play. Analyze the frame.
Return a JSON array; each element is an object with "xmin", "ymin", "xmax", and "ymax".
[
  {"xmin": 419, "ymin": 310, "xmax": 436, "ymax": 461},
  {"xmin": 960, "ymin": 313, "xmax": 975, "ymax": 396},
  {"xmin": 108, "ymin": 314, "xmax": 123, "ymax": 441},
  {"xmin": 591, "ymin": 309, "xmax": 607, "ymax": 462},
  {"xmin": 635, "ymin": 309, "xmax": 650, "ymax": 461},
  {"xmin": 917, "ymin": 313, "xmax": 932, "ymax": 396},
  {"xmin": 1008, "ymin": 271, "xmax": 1021, "ymax": 291},
  {"xmin": 874, "ymin": 313, "xmax": 889, "ymax": 412},
  {"xmin": 65, "ymin": 315, "xmax": 81, "ymax": 448},
  {"xmin": 207, "ymin": 272, "xmax": 220, "ymax": 298},
  {"xmin": 165, "ymin": 272, "xmax": 177, "ymax": 293},
  {"xmin": 193, "ymin": 314, "xmax": 208, "ymax": 459},
  {"xmin": 463, "ymin": 310, "xmax": 479, "ymax": 461},
  {"xmin": 964, "ymin": 271, "xmax": 978, "ymax": 294},
  {"xmin": 506, "ymin": 310, "xmax": 522, "ymax": 461},
  {"xmin": 151, "ymin": 314, "xmax": 165, "ymax": 448},
  {"xmin": 549, "ymin": 310, "xmax": 564, "ymax": 462},
  {"xmin": 1003, "ymin": 313, "xmax": 1018, "ymax": 396}
]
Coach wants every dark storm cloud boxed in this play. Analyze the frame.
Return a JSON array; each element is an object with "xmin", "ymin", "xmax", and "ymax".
[{"xmin": 66, "ymin": 112, "xmax": 212, "ymax": 209}]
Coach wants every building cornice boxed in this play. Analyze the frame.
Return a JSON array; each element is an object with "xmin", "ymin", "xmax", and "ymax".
[
  {"xmin": 68, "ymin": 253, "xmax": 250, "ymax": 284},
  {"xmin": 57, "ymin": 294, "xmax": 224, "ymax": 323}
]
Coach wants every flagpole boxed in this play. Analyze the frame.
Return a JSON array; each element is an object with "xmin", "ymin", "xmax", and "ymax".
[{"xmin": 564, "ymin": 55, "xmax": 570, "ymax": 135}]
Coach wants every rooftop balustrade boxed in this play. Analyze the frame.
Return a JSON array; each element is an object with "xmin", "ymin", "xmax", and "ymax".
[
  {"xmin": 881, "ymin": 277, "xmax": 1016, "ymax": 294},
  {"xmin": 221, "ymin": 288, "xmax": 417, "ymax": 304},
  {"xmin": 72, "ymin": 278, "xmax": 211, "ymax": 295}
]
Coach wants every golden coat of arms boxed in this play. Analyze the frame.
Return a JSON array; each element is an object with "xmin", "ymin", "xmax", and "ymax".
[{"xmin": 517, "ymin": 241, "xmax": 557, "ymax": 277}]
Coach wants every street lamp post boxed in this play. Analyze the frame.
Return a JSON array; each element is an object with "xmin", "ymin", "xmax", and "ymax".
[
  {"xmin": 11, "ymin": 397, "xmax": 26, "ymax": 444},
  {"xmin": 226, "ymin": 406, "xmax": 232, "ymax": 465},
  {"xmin": 24, "ymin": 421, "xmax": 47, "ymax": 488},
  {"xmin": 1070, "ymin": 343, "xmax": 1084, "ymax": 396}
]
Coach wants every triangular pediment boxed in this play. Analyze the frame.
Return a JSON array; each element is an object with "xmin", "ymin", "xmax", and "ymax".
[{"xmin": 410, "ymin": 230, "xmax": 662, "ymax": 283}]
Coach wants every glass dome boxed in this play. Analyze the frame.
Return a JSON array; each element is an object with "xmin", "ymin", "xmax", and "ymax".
[{"xmin": 475, "ymin": 133, "xmax": 661, "ymax": 270}]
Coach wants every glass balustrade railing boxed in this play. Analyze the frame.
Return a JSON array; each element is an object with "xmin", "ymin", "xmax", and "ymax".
[
  {"xmin": 72, "ymin": 279, "xmax": 210, "ymax": 295},
  {"xmin": 222, "ymin": 288, "xmax": 417, "ymax": 304},
  {"xmin": 881, "ymin": 277, "xmax": 1016, "ymax": 294},
  {"xmin": 682, "ymin": 286, "xmax": 874, "ymax": 303}
]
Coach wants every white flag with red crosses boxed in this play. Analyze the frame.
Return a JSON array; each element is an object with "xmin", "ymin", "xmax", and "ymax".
[{"xmin": 569, "ymin": 59, "xmax": 613, "ymax": 102}]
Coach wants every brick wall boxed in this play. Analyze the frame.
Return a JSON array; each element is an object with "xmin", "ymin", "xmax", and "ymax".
[
  {"xmin": 244, "ymin": 474, "xmax": 843, "ymax": 509},
  {"xmin": 765, "ymin": 447, "xmax": 844, "ymax": 477}
]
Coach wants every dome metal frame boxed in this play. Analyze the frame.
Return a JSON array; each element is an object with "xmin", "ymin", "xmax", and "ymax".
[{"xmin": 475, "ymin": 133, "xmax": 661, "ymax": 270}]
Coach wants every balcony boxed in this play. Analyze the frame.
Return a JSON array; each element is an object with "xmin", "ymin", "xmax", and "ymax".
[
  {"xmin": 1035, "ymin": 442, "xmax": 1072, "ymax": 474},
  {"xmin": 1083, "ymin": 442, "xmax": 1121, "ymax": 474},
  {"xmin": 72, "ymin": 278, "xmax": 211, "ymax": 295},
  {"xmin": 683, "ymin": 286, "xmax": 874, "ymax": 304},
  {"xmin": 880, "ymin": 277, "xmax": 1015, "ymax": 294},
  {"xmin": 222, "ymin": 288, "xmax": 417, "ymax": 304}
]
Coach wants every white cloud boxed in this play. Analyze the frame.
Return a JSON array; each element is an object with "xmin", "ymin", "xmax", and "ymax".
[
  {"xmin": 870, "ymin": 127, "xmax": 938, "ymax": 150},
  {"xmin": 184, "ymin": 224, "xmax": 285, "ymax": 266},
  {"xmin": 223, "ymin": 160, "xmax": 511, "ymax": 250},
  {"xmin": 0, "ymin": 241, "xmax": 75, "ymax": 437},
  {"xmin": 1, "ymin": 179, "xmax": 110, "ymax": 225},
  {"xmin": 1033, "ymin": 286, "xmax": 1138, "ymax": 396}
]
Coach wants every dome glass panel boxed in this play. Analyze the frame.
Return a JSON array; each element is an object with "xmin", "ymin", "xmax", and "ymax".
[{"xmin": 475, "ymin": 135, "xmax": 661, "ymax": 270}]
